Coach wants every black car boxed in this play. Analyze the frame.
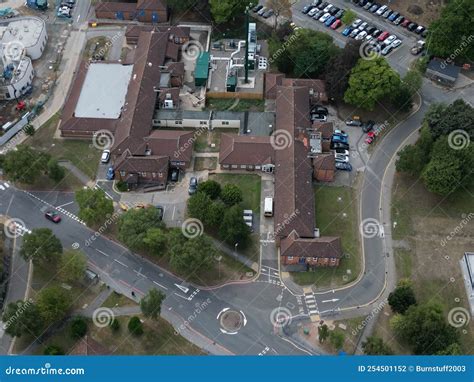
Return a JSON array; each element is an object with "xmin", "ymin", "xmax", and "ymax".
[
  {"xmin": 170, "ymin": 168, "xmax": 179, "ymax": 182},
  {"xmin": 334, "ymin": 9, "xmax": 344, "ymax": 18},
  {"xmin": 335, "ymin": 162, "xmax": 353, "ymax": 171},
  {"xmin": 421, "ymin": 29, "xmax": 428, "ymax": 38},
  {"xmin": 366, "ymin": 26, "xmax": 376, "ymax": 35},
  {"xmin": 330, "ymin": 142, "xmax": 350, "ymax": 150},
  {"xmin": 253, "ymin": 4, "xmax": 263, "ymax": 12},
  {"xmin": 311, "ymin": 104, "xmax": 329, "ymax": 115},
  {"xmin": 407, "ymin": 22, "xmax": 418, "ymax": 31},
  {"xmin": 362, "ymin": 120, "xmax": 375, "ymax": 133},
  {"xmin": 155, "ymin": 205, "xmax": 164, "ymax": 221},
  {"xmin": 188, "ymin": 177, "xmax": 198, "ymax": 195},
  {"xmin": 313, "ymin": 10, "xmax": 324, "ymax": 19},
  {"xmin": 372, "ymin": 29, "xmax": 382, "ymax": 38},
  {"xmin": 358, "ymin": 0, "xmax": 368, "ymax": 6},
  {"xmin": 329, "ymin": 6, "xmax": 339, "ymax": 15},
  {"xmin": 318, "ymin": 1, "xmax": 328, "ymax": 10}
]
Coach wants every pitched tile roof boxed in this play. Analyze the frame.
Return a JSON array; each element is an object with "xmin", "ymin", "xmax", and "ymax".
[
  {"xmin": 114, "ymin": 150, "xmax": 169, "ymax": 174},
  {"xmin": 219, "ymin": 133, "xmax": 274, "ymax": 166},
  {"xmin": 280, "ymin": 231, "xmax": 343, "ymax": 259}
]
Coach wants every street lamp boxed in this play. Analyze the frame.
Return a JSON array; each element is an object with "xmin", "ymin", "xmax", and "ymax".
[{"xmin": 234, "ymin": 243, "xmax": 239, "ymax": 253}]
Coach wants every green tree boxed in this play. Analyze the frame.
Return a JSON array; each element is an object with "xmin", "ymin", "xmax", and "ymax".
[
  {"xmin": 109, "ymin": 318, "xmax": 120, "ymax": 332},
  {"xmin": 427, "ymin": 0, "xmax": 474, "ymax": 64},
  {"xmin": 341, "ymin": 9, "xmax": 356, "ymax": 25},
  {"xmin": 2, "ymin": 146, "xmax": 49, "ymax": 184},
  {"xmin": 396, "ymin": 125, "xmax": 434, "ymax": 176},
  {"xmin": 390, "ymin": 302, "xmax": 459, "ymax": 354},
  {"xmin": 266, "ymin": 0, "xmax": 294, "ymax": 29},
  {"xmin": 436, "ymin": 343, "xmax": 463, "ymax": 355},
  {"xmin": 59, "ymin": 250, "xmax": 87, "ymax": 283},
  {"xmin": 187, "ymin": 192, "xmax": 212, "ymax": 224},
  {"xmin": 143, "ymin": 228, "xmax": 167, "ymax": 255},
  {"xmin": 221, "ymin": 184, "xmax": 243, "ymax": 206},
  {"xmin": 403, "ymin": 69, "xmax": 423, "ymax": 95},
  {"xmin": 2, "ymin": 300, "xmax": 44, "ymax": 338},
  {"xmin": 37, "ymin": 286, "xmax": 71, "ymax": 325},
  {"xmin": 118, "ymin": 207, "xmax": 164, "ymax": 251},
  {"xmin": 428, "ymin": 99, "xmax": 474, "ymax": 140},
  {"xmin": 75, "ymin": 188, "xmax": 114, "ymax": 227},
  {"xmin": 20, "ymin": 228, "xmax": 62, "ymax": 267},
  {"xmin": 362, "ymin": 336, "xmax": 394, "ymax": 355},
  {"xmin": 209, "ymin": 0, "xmax": 252, "ymax": 24},
  {"xmin": 128, "ymin": 316, "xmax": 143, "ymax": 336},
  {"xmin": 167, "ymin": 0, "xmax": 195, "ymax": 11},
  {"xmin": 47, "ymin": 158, "xmax": 65, "ymax": 182},
  {"xmin": 324, "ymin": 39, "xmax": 361, "ymax": 102},
  {"xmin": 344, "ymin": 57, "xmax": 401, "ymax": 110},
  {"xmin": 43, "ymin": 345, "xmax": 64, "ymax": 355},
  {"xmin": 169, "ymin": 234, "xmax": 216, "ymax": 274},
  {"xmin": 219, "ymin": 205, "xmax": 250, "ymax": 247},
  {"xmin": 70, "ymin": 316, "xmax": 88, "ymax": 339},
  {"xmin": 329, "ymin": 331, "xmax": 345, "ymax": 350},
  {"xmin": 23, "ymin": 124, "xmax": 35, "ymax": 136},
  {"xmin": 198, "ymin": 180, "xmax": 221, "ymax": 200},
  {"xmin": 206, "ymin": 201, "xmax": 226, "ymax": 229},
  {"xmin": 318, "ymin": 324, "xmax": 329, "ymax": 343},
  {"xmin": 140, "ymin": 288, "xmax": 166, "ymax": 320},
  {"xmin": 388, "ymin": 279, "xmax": 417, "ymax": 314}
]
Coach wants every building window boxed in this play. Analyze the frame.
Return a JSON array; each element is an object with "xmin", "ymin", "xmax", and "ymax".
[
  {"xmin": 255, "ymin": 165, "xmax": 261, "ymax": 170},
  {"xmin": 287, "ymin": 256, "xmax": 293, "ymax": 261},
  {"xmin": 222, "ymin": 164, "xmax": 230, "ymax": 169},
  {"xmin": 240, "ymin": 165, "xmax": 246, "ymax": 169},
  {"xmin": 312, "ymin": 257, "xmax": 318, "ymax": 261},
  {"xmin": 222, "ymin": 121, "xmax": 229, "ymax": 125},
  {"xmin": 199, "ymin": 121, "xmax": 207, "ymax": 125},
  {"xmin": 175, "ymin": 120, "xmax": 182, "ymax": 125},
  {"xmin": 231, "ymin": 165, "xmax": 238, "ymax": 169},
  {"xmin": 158, "ymin": 172, "xmax": 163, "ymax": 177},
  {"xmin": 120, "ymin": 171, "xmax": 126, "ymax": 177}
]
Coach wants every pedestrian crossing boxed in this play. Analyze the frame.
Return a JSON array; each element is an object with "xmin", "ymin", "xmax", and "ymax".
[
  {"xmin": 0, "ymin": 182, "xmax": 10, "ymax": 191},
  {"xmin": 304, "ymin": 292, "xmax": 319, "ymax": 316}
]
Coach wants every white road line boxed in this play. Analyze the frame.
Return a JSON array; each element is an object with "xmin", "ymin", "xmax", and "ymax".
[
  {"xmin": 153, "ymin": 281, "xmax": 168, "ymax": 290},
  {"xmin": 172, "ymin": 206, "xmax": 176, "ymax": 220},
  {"xmin": 57, "ymin": 201, "xmax": 74, "ymax": 208},
  {"xmin": 0, "ymin": 186, "xmax": 5, "ymax": 190},
  {"xmin": 113, "ymin": 259, "xmax": 128, "ymax": 268},
  {"xmin": 134, "ymin": 269, "xmax": 147, "ymax": 279},
  {"xmin": 174, "ymin": 293, "xmax": 190, "ymax": 300},
  {"xmin": 3, "ymin": 183, "xmax": 9, "ymax": 188},
  {"xmin": 95, "ymin": 249, "xmax": 109, "ymax": 257}
]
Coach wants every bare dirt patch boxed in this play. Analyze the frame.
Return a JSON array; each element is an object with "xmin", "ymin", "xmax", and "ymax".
[{"xmin": 379, "ymin": 0, "xmax": 446, "ymax": 26}]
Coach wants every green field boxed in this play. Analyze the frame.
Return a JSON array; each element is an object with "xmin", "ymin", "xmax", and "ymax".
[{"xmin": 291, "ymin": 185, "xmax": 361, "ymax": 288}]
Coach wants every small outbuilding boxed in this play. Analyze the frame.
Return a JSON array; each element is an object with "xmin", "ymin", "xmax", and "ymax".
[{"xmin": 426, "ymin": 58, "xmax": 460, "ymax": 87}]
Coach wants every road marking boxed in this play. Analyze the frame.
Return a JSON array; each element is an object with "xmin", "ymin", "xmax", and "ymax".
[
  {"xmin": 322, "ymin": 298, "xmax": 339, "ymax": 303},
  {"xmin": 113, "ymin": 259, "xmax": 128, "ymax": 268},
  {"xmin": 174, "ymin": 293, "xmax": 190, "ymax": 300},
  {"xmin": 174, "ymin": 283, "xmax": 189, "ymax": 293},
  {"xmin": 57, "ymin": 201, "xmax": 74, "ymax": 208},
  {"xmin": 0, "ymin": 185, "xmax": 5, "ymax": 190},
  {"xmin": 95, "ymin": 248, "xmax": 109, "ymax": 257},
  {"xmin": 3, "ymin": 183, "xmax": 9, "ymax": 188},
  {"xmin": 134, "ymin": 269, "xmax": 147, "ymax": 279},
  {"xmin": 172, "ymin": 206, "xmax": 176, "ymax": 220},
  {"xmin": 153, "ymin": 280, "xmax": 168, "ymax": 290}
]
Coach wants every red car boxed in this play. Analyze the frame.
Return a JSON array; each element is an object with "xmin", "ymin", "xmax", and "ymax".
[
  {"xmin": 365, "ymin": 132, "xmax": 376, "ymax": 144},
  {"xmin": 330, "ymin": 19, "xmax": 342, "ymax": 29},
  {"xmin": 401, "ymin": 19, "xmax": 411, "ymax": 27},
  {"xmin": 45, "ymin": 211, "xmax": 61, "ymax": 223},
  {"xmin": 377, "ymin": 31, "xmax": 389, "ymax": 41}
]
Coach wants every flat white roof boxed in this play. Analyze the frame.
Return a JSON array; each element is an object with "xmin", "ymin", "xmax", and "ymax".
[
  {"xmin": 75, "ymin": 63, "xmax": 133, "ymax": 120},
  {"xmin": 1, "ymin": 17, "xmax": 45, "ymax": 49}
]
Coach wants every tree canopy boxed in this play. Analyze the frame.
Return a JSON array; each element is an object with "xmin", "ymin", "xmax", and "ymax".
[
  {"xmin": 219, "ymin": 205, "xmax": 251, "ymax": 247},
  {"xmin": 344, "ymin": 57, "xmax": 401, "ymax": 110},
  {"xmin": 75, "ymin": 188, "xmax": 114, "ymax": 227},
  {"xmin": 20, "ymin": 228, "xmax": 62, "ymax": 267},
  {"xmin": 209, "ymin": 0, "xmax": 252, "ymax": 24},
  {"xmin": 2, "ymin": 146, "xmax": 49, "ymax": 184},
  {"xmin": 198, "ymin": 180, "xmax": 221, "ymax": 200},
  {"xmin": 362, "ymin": 336, "xmax": 393, "ymax": 355},
  {"xmin": 221, "ymin": 184, "xmax": 243, "ymax": 206},
  {"xmin": 118, "ymin": 207, "xmax": 164, "ymax": 251},
  {"xmin": 169, "ymin": 234, "xmax": 216, "ymax": 274},
  {"xmin": 59, "ymin": 250, "xmax": 87, "ymax": 283},
  {"xmin": 388, "ymin": 279, "xmax": 417, "ymax": 314},
  {"xmin": 2, "ymin": 300, "xmax": 44, "ymax": 338},
  {"xmin": 37, "ymin": 286, "xmax": 71, "ymax": 325},
  {"xmin": 140, "ymin": 288, "xmax": 166, "ymax": 320}
]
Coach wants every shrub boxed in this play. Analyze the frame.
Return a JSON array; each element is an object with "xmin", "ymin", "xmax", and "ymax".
[
  {"xmin": 128, "ymin": 316, "xmax": 143, "ymax": 336},
  {"xmin": 70, "ymin": 316, "xmax": 88, "ymax": 339}
]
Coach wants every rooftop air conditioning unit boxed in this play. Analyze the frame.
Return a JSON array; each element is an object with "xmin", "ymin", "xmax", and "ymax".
[
  {"xmin": 164, "ymin": 99, "xmax": 174, "ymax": 109},
  {"xmin": 165, "ymin": 93, "xmax": 172, "ymax": 99}
]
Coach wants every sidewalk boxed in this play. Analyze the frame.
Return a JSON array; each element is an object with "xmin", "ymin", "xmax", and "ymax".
[{"xmin": 211, "ymin": 237, "xmax": 258, "ymax": 272}]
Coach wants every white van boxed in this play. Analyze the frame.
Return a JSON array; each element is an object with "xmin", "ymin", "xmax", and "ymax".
[{"xmin": 264, "ymin": 197, "xmax": 273, "ymax": 217}]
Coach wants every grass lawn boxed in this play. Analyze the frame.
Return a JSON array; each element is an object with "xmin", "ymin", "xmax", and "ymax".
[
  {"xmin": 102, "ymin": 291, "xmax": 137, "ymax": 309},
  {"xmin": 209, "ymin": 173, "xmax": 262, "ymax": 213},
  {"xmin": 291, "ymin": 185, "xmax": 361, "ymax": 289},
  {"xmin": 25, "ymin": 113, "xmax": 101, "ymax": 180},
  {"xmin": 193, "ymin": 128, "xmax": 238, "ymax": 153},
  {"xmin": 194, "ymin": 157, "xmax": 217, "ymax": 171},
  {"xmin": 374, "ymin": 173, "xmax": 474, "ymax": 354},
  {"xmin": 17, "ymin": 170, "xmax": 84, "ymax": 192}
]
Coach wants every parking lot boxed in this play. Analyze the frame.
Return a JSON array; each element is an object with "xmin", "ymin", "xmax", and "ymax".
[{"xmin": 292, "ymin": 0, "xmax": 424, "ymax": 75}]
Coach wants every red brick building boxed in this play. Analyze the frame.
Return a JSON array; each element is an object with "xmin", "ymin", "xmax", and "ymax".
[{"xmin": 95, "ymin": 0, "xmax": 169, "ymax": 23}]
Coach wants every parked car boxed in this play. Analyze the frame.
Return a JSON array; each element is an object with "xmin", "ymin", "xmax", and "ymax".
[
  {"xmin": 170, "ymin": 168, "xmax": 179, "ymax": 182},
  {"xmin": 358, "ymin": 0, "xmax": 368, "ymax": 6},
  {"xmin": 325, "ymin": 15, "xmax": 336, "ymax": 26},
  {"xmin": 335, "ymin": 154, "xmax": 350, "ymax": 163},
  {"xmin": 311, "ymin": 113, "xmax": 327, "ymax": 122},
  {"xmin": 45, "ymin": 211, "xmax": 61, "ymax": 223},
  {"xmin": 351, "ymin": 18, "xmax": 362, "ymax": 28},
  {"xmin": 366, "ymin": 26, "xmax": 376, "ymax": 35},
  {"xmin": 188, "ymin": 177, "xmax": 198, "ymax": 195},
  {"xmin": 155, "ymin": 205, "xmax": 164, "ymax": 221},
  {"xmin": 335, "ymin": 162, "xmax": 353, "ymax": 171},
  {"xmin": 372, "ymin": 29, "xmax": 382, "ymax": 38},
  {"xmin": 362, "ymin": 120, "xmax": 375, "ymax": 133},
  {"xmin": 375, "ymin": 5, "xmax": 387, "ymax": 15},
  {"xmin": 253, "ymin": 4, "xmax": 264, "ymax": 12},
  {"xmin": 334, "ymin": 9, "xmax": 344, "ymax": 18},
  {"xmin": 385, "ymin": 35, "xmax": 397, "ymax": 45},
  {"xmin": 388, "ymin": 12, "xmax": 399, "ymax": 21},
  {"xmin": 331, "ymin": 141, "xmax": 350, "ymax": 150},
  {"xmin": 421, "ymin": 29, "xmax": 428, "ymax": 38},
  {"xmin": 319, "ymin": 12, "xmax": 331, "ymax": 22},
  {"xmin": 257, "ymin": 7, "xmax": 267, "ymax": 16},
  {"xmin": 359, "ymin": 21, "xmax": 368, "ymax": 30},
  {"xmin": 407, "ymin": 22, "xmax": 418, "ymax": 32},
  {"xmin": 365, "ymin": 131, "xmax": 376, "ymax": 144},
  {"xmin": 355, "ymin": 31, "xmax": 367, "ymax": 40},
  {"xmin": 369, "ymin": 4, "xmax": 380, "ymax": 13},
  {"xmin": 381, "ymin": 45, "xmax": 393, "ymax": 55},
  {"xmin": 363, "ymin": 2, "xmax": 373, "ymax": 10},
  {"xmin": 106, "ymin": 167, "xmax": 114, "ymax": 180},
  {"xmin": 328, "ymin": 6, "xmax": 339, "ymax": 15},
  {"xmin": 335, "ymin": 148, "xmax": 350, "ymax": 156},
  {"xmin": 342, "ymin": 26, "xmax": 353, "ymax": 36},
  {"xmin": 350, "ymin": 28, "xmax": 361, "ymax": 38},
  {"xmin": 317, "ymin": 1, "xmax": 328, "ymax": 10},
  {"xmin": 415, "ymin": 25, "xmax": 425, "ymax": 34},
  {"xmin": 262, "ymin": 9, "xmax": 274, "ymax": 18},
  {"xmin": 101, "ymin": 149, "xmax": 110, "ymax": 164},
  {"xmin": 394, "ymin": 15, "xmax": 404, "ymax": 25},
  {"xmin": 332, "ymin": 134, "xmax": 349, "ymax": 144},
  {"xmin": 346, "ymin": 118, "xmax": 362, "ymax": 126},
  {"xmin": 302, "ymin": 4, "xmax": 314, "ymax": 14},
  {"xmin": 391, "ymin": 39, "xmax": 402, "ymax": 49},
  {"xmin": 323, "ymin": 3, "xmax": 333, "ymax": 12},
  {"xmin": 313, "ymin": 10, "xmax": 324, "ymax": 19},
  {"xmin": 401, "ymin": 19, "xmax": 410, "ymax": 27},
  {"xmin": 331, "ymin": 19, "xmax": 342, "ymax": 29},
  {"xmin": 308, "ymin": 6, "xmax": 319, "ymax": 16},
  {"xmin": 377, "ymin": 31, "xmax": 389, "ymax": 41},
  {"xmin": 312, "ymin": 104, "xmax": 329, "ymax": 115},
  {"xmin": 382, "ymin": 9, "xmax": 392, "ymax": 18}
]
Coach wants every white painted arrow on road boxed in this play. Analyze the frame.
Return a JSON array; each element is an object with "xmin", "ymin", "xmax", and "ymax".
[
  {"xmin": 174, "ymin": 284, "xmax": 189, "ymax": 293},
  {"xmin": 321, "ymin": 298, "xmax": 339, "ymax": 303}
]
